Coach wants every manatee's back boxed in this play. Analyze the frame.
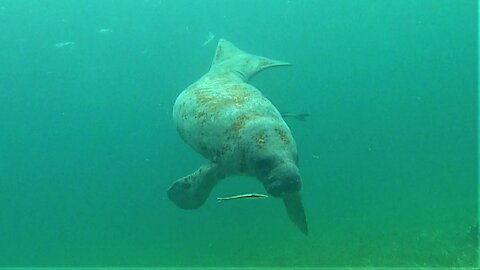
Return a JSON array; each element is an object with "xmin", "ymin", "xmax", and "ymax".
[
  {"xmin": 173, "ymin": 39, "xmax": 291, "ymax": 169},
  {"xmin": 173, "ymin": 76, "xmax": 282, "ymax": 167}
]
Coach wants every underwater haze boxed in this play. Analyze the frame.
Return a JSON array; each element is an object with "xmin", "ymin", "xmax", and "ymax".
[{"xmin": 0, "ymin": 0, "xmax": 477, "ymax": 267}]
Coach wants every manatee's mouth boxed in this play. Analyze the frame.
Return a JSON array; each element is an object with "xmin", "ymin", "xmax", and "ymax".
[
  {"xmin": 262, "ymin": 164, "xmax": 308, "ymax": 235},
  {"xmin": 264, "ymin": 164, "xmax": 301, "ymax": 197}
]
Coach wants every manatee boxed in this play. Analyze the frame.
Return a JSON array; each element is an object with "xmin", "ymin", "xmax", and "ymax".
[{"xmin": 168, "ymin": 39, "xmax": 308, "ymax": 235}]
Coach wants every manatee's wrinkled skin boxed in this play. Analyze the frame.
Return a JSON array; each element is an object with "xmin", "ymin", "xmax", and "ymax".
[{"xmin": 168, "ymin": 39, "xmax": 308, "ymax": 235}]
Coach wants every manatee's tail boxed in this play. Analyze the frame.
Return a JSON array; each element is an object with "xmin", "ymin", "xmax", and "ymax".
[
  {"xmin": 283, "ymin": 193, "xmax": 308, "ymax": 235},
  {"xmin": 168, "ymin": 163, "xmax": 226, "ymax": 209},
  {"xmin": 210, "ymin": 39, "xmax": 291, "ymax": 81}
]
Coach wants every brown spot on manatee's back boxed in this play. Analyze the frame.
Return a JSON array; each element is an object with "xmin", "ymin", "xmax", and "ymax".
[
  {"xmin": 193, "ymin": 84, "xmax": 252, "ymax": 113},
  {"xmin": 275, "ymin": 127, "xmax": 291, "ymax": 144}
]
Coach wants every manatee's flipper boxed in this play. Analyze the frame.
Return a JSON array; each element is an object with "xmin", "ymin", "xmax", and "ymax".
[
  {"xmin": 283, "ymin": 193, "xmax": 308, "ymax": 235},
  {"xmin": 168, "ymin": 163, "xmax": 226, "ymax": 209}
]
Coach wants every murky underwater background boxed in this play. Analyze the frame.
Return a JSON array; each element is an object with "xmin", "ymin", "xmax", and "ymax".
[{"xmin": 0, "ymin": 0, "xmax": 477, "ymax": 267}]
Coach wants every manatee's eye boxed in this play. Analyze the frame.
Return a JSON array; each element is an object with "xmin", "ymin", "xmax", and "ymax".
[{"xmin": 255, "ymin": 156, "xmax": 276, "ymax": 176}]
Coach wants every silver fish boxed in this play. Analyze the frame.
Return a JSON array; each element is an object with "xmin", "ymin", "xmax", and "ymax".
[
  {"xmin": 281, "ymin": 112, "xmax": 310, "ymax": 121},
  {"xmin": 217, "ymin": 193, "xmax": 268, "ymax": 201}
]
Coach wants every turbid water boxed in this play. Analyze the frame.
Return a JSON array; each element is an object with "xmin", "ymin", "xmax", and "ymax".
[{"xmin": 0, "ymin": 0, "xmax": 477, "ymax": 267}]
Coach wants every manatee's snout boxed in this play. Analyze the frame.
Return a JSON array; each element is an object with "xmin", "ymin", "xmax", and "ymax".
[
  {"xmin": 263, "ymin": 163, "xmax": 308, "ymax": 235},
  {"xmin": 264, "ymin": 164, "xmax": 301, "ymax": 197}
]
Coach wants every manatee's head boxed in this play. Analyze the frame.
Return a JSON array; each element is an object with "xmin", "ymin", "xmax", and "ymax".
[
  {"xmin": 255, "ymin": 156, "xmax": 301, "ymax": 197},
  {"xmin": 265, "ymin": 163, "xmax": 301, "ymax": 197},
  {"xmin": 254, "ymin": 154, "xmax": 308, "ymax": 235}
]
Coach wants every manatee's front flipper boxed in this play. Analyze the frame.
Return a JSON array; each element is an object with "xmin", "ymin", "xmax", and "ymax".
[
  {"xmin": 168, "ymin": 163, "xmax": 226, "ymax": 209},
  {"xmin": 283, "ymin": 193, "xmax": 308, "ymax": 235}
]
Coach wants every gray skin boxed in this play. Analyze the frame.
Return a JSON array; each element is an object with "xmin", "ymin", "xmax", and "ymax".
[{"xmin": 168, "ymin": 39, "xmax": 308, "ymax": 235}]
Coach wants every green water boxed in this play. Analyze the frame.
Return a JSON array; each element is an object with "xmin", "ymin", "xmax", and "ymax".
[{"xmin": 0, "ymin": 0, "xmax": 477, "ymax": 267}]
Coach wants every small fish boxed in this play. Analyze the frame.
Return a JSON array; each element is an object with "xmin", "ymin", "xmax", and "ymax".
[
  {"xmin": 217, "ymin": 193, "xmax": 268, "ymax": 201},
  {"xmin": 55, "ymin": 41, "xmax": 75, "ymax": 49},
  {"xmin": 202, "ymin": 32, "xmax": 215, "ymax": 46},
  {"xmin": 98, "ymin": 28, "xmax": 113, "ymax": 33},
  {"xmin": 281, "ymin": 112, "xmax": 310, "ymax": 121}
]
